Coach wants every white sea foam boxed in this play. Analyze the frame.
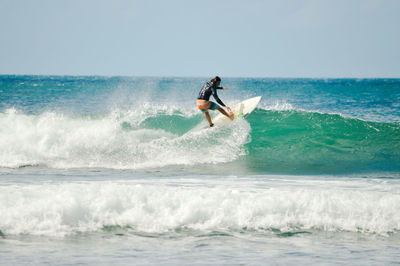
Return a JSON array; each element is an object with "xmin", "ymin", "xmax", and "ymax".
[
  {"xmin": 0, "ymin": 178, "xmax": 399, "ymax": 237},
  {"xmin": 0, "ymin": 109, "xmax": 249, "ymax": 169},
  {"xmin": 259, "ymin": 100, "xmax": 294, "ymax": 111}
]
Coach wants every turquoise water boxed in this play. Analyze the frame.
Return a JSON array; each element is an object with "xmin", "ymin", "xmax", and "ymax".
[{"xmin": 1, "ymin": 75, "xmax": 400, "ymax": 265}]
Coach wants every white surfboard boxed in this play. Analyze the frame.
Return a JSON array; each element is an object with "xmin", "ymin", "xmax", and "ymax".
[{"xmin": 213, "ymin": 96, "xmax": 262, "ymax": 125}]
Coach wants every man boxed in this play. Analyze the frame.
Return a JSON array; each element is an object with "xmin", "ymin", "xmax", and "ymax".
[{"xmin": 197, "ymin": 76, "xmax": 234, "ymax": 127}]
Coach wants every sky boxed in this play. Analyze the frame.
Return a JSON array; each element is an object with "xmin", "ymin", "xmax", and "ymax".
[{"xmin": 0, "ymin": 0, "xmax": 399, "ymax": 78}]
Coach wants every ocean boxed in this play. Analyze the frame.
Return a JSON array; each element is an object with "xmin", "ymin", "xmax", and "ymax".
[{"xmin": 0, "ymin": 75, "xmax": 399, "ymax": 265}]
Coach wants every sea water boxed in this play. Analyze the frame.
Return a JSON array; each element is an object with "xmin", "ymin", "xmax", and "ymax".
[{"xmin": 0, "ymin": 76, "xmax": 399, "ymax": 265}]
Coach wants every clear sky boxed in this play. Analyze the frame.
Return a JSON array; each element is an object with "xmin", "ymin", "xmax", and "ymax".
[{"xmin": 0, "ymin": 0, "xmax": 399, "ymax": 77}]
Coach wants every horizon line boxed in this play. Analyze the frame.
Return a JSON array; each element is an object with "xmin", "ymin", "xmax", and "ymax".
[{"xmin": 1, "ymin": 73, "xmax": 400, "ymax": 80}]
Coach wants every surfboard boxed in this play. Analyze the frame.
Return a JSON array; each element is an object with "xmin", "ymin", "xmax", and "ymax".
[{"xmin": 213, "ymin": 96, "xmax": 262, "ymax": 125}]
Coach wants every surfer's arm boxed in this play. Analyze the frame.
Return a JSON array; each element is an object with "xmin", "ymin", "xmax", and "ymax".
[
  {"xmin": 218, "ymin": 87, "xmax": 231, "ymax": 110},
  {"xmin": 211, "ymin": 87, "xmax": 226, "ymax": 107}
]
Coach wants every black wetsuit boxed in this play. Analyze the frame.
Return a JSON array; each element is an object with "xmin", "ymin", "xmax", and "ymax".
[{"xmin": 197, "ymin": 82, "xmax": 226, "ymax": 107}]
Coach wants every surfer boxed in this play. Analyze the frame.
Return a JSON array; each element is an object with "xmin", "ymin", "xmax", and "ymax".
[{"xmin": 197, "ymin": 76, "xmax": 234, "ymax": 127}]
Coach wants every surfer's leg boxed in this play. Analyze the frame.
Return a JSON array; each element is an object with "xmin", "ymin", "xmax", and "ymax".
[
  {"xmin": 204, "ymin": 111, "xmax": 213, "ymax": 127},
  {"xmin": 217, "ymin": 106, "xmax": 234, "ymax": 120}
]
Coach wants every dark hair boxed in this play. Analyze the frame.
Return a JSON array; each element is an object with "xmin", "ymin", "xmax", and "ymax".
[{"xmin": 210, "ymin": 76, "xmax": 221, "ymax": 84}]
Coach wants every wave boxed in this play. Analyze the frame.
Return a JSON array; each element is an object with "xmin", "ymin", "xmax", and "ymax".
[
  {"xmin": 0, "ymin": 108, "xmax": 249, "ymax": 169},
  {"xmin": 0, "ymin": 107, "xmax": 399, "ymax": 173},
  {"xmin": 0, "ymin": 180, "xmax": 399, "ymax": 237},
  {"xmin": 245, "ymin": 109, "xmax": 400, "ymax": 173}
]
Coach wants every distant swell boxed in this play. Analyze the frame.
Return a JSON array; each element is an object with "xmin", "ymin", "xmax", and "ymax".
[{"xmin": 0, "ymin": 107, "xmax": 399, "ymax": 173}]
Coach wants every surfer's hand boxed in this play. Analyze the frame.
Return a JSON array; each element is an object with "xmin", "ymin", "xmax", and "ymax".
[
  {"xmin": 223, "ymin": 87, "xmax": 229, "ymax": 90},
  {"xmin": 226, "ymin": 106, "xmax": 231, "ymax": 111}
]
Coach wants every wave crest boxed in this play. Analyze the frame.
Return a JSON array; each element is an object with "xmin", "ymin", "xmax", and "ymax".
[{"xmin": 0, "ymin": 108, "xmax": 250, "ymax": 169}]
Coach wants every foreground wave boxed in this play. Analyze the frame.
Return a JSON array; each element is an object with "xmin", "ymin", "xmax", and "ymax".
[
  {"xmin": 0, "ymin": 107, "xmax": 399, "ymax": 173},
  {"xmin": 1, "ymin": 178, "xmax": 399, "ymax": 237}
]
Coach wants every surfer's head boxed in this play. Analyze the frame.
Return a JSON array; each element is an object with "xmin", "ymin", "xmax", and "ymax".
[{"xmin": 210, "ymin": 76, "xmax": 221, "ymax": 86}]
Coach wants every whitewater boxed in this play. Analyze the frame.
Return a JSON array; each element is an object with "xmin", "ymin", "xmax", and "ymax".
[{"xmin": 1, "ymin": 75, "xmax": 400, "ymax": 265}]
